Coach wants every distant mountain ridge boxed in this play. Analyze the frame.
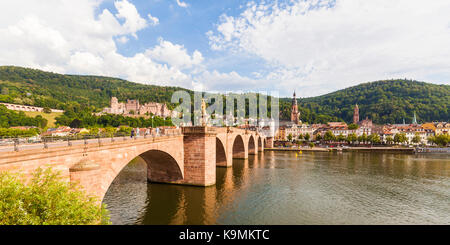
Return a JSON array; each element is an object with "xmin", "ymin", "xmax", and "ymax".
[
  {"xmin": 0, "ymin": 66, "xmax": 449, "ymax": 124},
  {"xmin": 0, "ymin": 66, "xmax": 190, "ymax": 111}
]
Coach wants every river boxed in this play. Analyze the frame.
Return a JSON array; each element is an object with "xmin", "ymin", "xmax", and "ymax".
[{"xmin": 102, "ymin": 151, "xmax": 450, "ymax": 225}]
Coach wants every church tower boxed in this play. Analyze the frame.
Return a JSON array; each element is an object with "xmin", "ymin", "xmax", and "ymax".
[
  {"xmin": 291, "ymin": 91, "xmax": 300, "ymax": 124},
  {"xmin": 353, "ymin": 104, "xmax": 359, "ymax": 124},
  {"xmin": 412, "ymin": 112, "xmax": 418, "ymax": 125}
]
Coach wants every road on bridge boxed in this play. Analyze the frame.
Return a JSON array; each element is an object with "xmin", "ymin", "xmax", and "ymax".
[{"xmin": 0, "ymin": 134, "xmax": 179, "ymax": 153}]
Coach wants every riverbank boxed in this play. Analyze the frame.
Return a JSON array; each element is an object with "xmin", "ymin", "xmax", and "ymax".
[
  {"xmin": 265, "ymin": 147, "xmax": 329, "ymax": 152},
  {"xmin": 265, "ymin": 147, "xmax": 416, "ymax": 154},
  {"xmin": 341, "ymin": 147, "xmax": 415, "ymax": 154}
]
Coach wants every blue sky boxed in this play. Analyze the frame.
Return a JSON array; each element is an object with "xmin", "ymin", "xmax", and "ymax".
[
  {"xmin": 0, "ymin": 0, "xmax": 449, "ymax": 97},
  {"xmin": 105, "ymin": 0, "xmax": 267, "ymax": 77}
]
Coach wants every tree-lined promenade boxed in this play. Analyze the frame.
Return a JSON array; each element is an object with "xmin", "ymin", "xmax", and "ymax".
[{"xmin": 284, "ymin": 130, "xmax": 449, "ymax": 147}]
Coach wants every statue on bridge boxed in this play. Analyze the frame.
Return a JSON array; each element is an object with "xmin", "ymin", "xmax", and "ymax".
[{"xmin": 201, "ymin": 98, "xmax": 208, "ymax": 126}]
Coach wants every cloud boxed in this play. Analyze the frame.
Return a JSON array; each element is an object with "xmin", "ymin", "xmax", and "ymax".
[
  {"xmin": 0, "ymin": 0, "xmax": 204, "ymax": 89},
  {"xmin": 208, "ymin": 0, "xmax": 450, "ymax": 96},
  {"xmin": 146, "ymin": 38, "xmax": 203, "ymax": 69},
  {"xmin": 0, "ymin": 0, "xmax": 259, "ymax": 95},
  {"xmin": 114, "ymin": 0, "xmax": 148, "ymax": 38},
  {"xmin": 148, "ymin": 13, "xmax": 159, "ymax": 26},
  {"xmin": 116, "ymin": 36, "xmax": 129, "ymax": 44},
  {"xmin": 176, "ymin": 0, "xmax": 188, "ymax": 8}
]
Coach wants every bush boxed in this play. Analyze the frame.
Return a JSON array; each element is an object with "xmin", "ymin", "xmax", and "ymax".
[
  {"xmin": 0, "ymin": 168, "xmax": 110, "ymax": 225},
  {"xmin": 43, "ymin": 107, "xmax": 52, "ymax": 114}
]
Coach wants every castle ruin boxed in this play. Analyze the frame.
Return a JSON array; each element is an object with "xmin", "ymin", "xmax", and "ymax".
[{"xmin": 102, "ymin": 97, "xmax": 172, "ymax": 118}]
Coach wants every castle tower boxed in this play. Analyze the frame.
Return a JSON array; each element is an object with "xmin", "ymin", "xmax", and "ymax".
[
  {"xmin": 126, "ymin": 99, "xmax": 140, "ymax": 114},
  {"xmin": 110, "ymin": 97, "xmax": 119, "ymax": 114},
  {"xmin": 111, "ymin": 97, "xmax": 118, "ymax": 105},
  {"xmin": 290, "ymin": 91, "xmax": 300, "ymax": 124},
  {"xmin": 353, "ymin": 104, "xmax": 359, "ymax": 124}
]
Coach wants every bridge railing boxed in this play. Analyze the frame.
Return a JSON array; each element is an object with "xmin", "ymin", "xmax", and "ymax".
[{"xmin": 0, "ymin": 130, "xmax": 182, "ymax": 153}]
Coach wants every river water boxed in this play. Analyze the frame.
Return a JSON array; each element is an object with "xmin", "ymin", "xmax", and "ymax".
[{"xmin": 103, "ymin": 151, "xmax": 450, "ymax": 225}]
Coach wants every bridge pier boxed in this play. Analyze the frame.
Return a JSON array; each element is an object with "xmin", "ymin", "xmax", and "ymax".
[
  {"xmin": 181, "ymin": 127, "xmax": 216, "ymax": 186},
  {"xmin": 265, "ymin": 137, "xmax": 274, "ymax": 148}
]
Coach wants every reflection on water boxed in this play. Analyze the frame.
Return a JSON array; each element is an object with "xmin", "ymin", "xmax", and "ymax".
[{"xmin": 102, "ymin": 152, "xmax": 450, "ymax": 225}]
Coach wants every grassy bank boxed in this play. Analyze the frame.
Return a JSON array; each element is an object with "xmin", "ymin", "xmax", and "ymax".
[{"xmin": 23, "ymin": 111, "xmax": 62, "ymax": 128}]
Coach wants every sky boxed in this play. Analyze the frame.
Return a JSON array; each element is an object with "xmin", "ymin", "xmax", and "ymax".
[{"xmin": 0, "ymin": 0, "xmax": 449, "ymax": 97}]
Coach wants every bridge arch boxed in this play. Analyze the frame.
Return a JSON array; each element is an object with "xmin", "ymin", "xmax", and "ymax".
[
  {"xmin": 96, "ymin": 140, "xmax": 184, "ymax": 201},
  {"xmin": 140, "ymin": 150, "xmax": 183, "ymax": 183},
  {"xmin": 248, "ymin": 135, "xmax": 256, "ymax": 155},
  {"xmin": 232, "ymin": 134, "xmax": 246, "ymax": 159},
  {"xmin": 258, "ymin": 136, "xmax": 263, "ymax": 151},
  {"xmin": 216, "ymin": 137, "xmax": 227, "ymax": 167}
]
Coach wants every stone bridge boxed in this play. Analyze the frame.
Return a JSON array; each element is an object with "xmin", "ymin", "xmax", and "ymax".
[{"xmin": 0, "ymin": 126, "xmax": 274, "ymax": 202}]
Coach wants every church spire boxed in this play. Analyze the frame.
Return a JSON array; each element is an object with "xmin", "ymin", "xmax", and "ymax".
[
  {"xmin": 292, "ymin": 90, "xmax": 298, "ymax": 106},
  {"xmin": 412, "ymin": 112, "xmax": 417, "ymax": 125},
  {"xmin": 353, "ymin": 104, "xmax": 359, "ymax": 124},
  {"xmin": 291, "ymin": 90, "xmax": 300, "ymax": 124}
]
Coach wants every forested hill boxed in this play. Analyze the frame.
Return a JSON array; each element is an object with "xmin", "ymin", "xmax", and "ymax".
[
  {"xmin": 0, "ymin": 66, "xmax": 448, "ymax": 124},
  {"xmin": 280, "ymin": 80, "xmax": 449, "ymax": 124},
  {"xmin": 0, "ymin": 66, "xmax": 191, "ymax": 111}
]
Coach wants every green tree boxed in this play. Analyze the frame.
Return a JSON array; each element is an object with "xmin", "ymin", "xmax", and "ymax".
[
  {"xmin": 429, "ymin": 134, "xmax": 449, "ymax": 146},
  {"xmin": 386, "ymin": 136, "xmax": 394, "ymax": 145},
  {"xmin": 394, "ymin": 133, "xmax": 407, "ymax": 145},
  {"xmin": 324, "ymin": 131, "xmax": 335, "ymax": 142},
  {"xmin": 89, "ymin": 127, "xmax": 100, "ymax": 135},
  {"xmin": 0, "ymin": 105, "xmax": 47, "ymax": 128},
  {"xmin": 43, "ymin": 107, "xmax": 52, "ymax": 114},
  {"xmin": 1, "ymin": 87, "xmax": 9, "ymax": 95},
  {"xmin": 347, "ymin": 133, "xmax": 357, "ymax": 144},
  {"xmin": 304, "ymin": 133, "xmax": 310, "ymax": 142},
  {"xmin": 287, "ymin": 133, "xmax": 293, "ymax": 142},
  {"xmin": 118, "ymin": 126, "xmax": 132, "ymax": 135},
  {"xmin": 104, "ymin": 126, "xmax": 117, "ymax": 136},
  {"xmin": 0, "ymin": 128, "xmax": 40, "ymax": 137},
  {"xmin": 337, "ymin": 134, "xmax": 346, "ymax": 142},
  {"xmin": 69, "ymin": 119, "xmax": 82, "ymax": 128},
  {"xmin": 0, "ymin": 168, "xmax": 110, "ymax": 225},
  {"xmin": 412, "ymin": 133, "xmax": 421, "ymax": 145},
  {"xmin": 348, "ymin": 123, "xmax": 359, "ymax": 130},
  {"xmin": 368, "ymin": 133, "xmax": 381, "ymax": 145},
  {"xmin": 358, "ymin": 133, "xmax": 368, "ymax": 144},
  {"xmin": 315, "ymin": 134, "xmax": 322, "ymax": 142},
  {"xmin": 35, "ymin": 115, "xmax": 48, "ymax": 128}
]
